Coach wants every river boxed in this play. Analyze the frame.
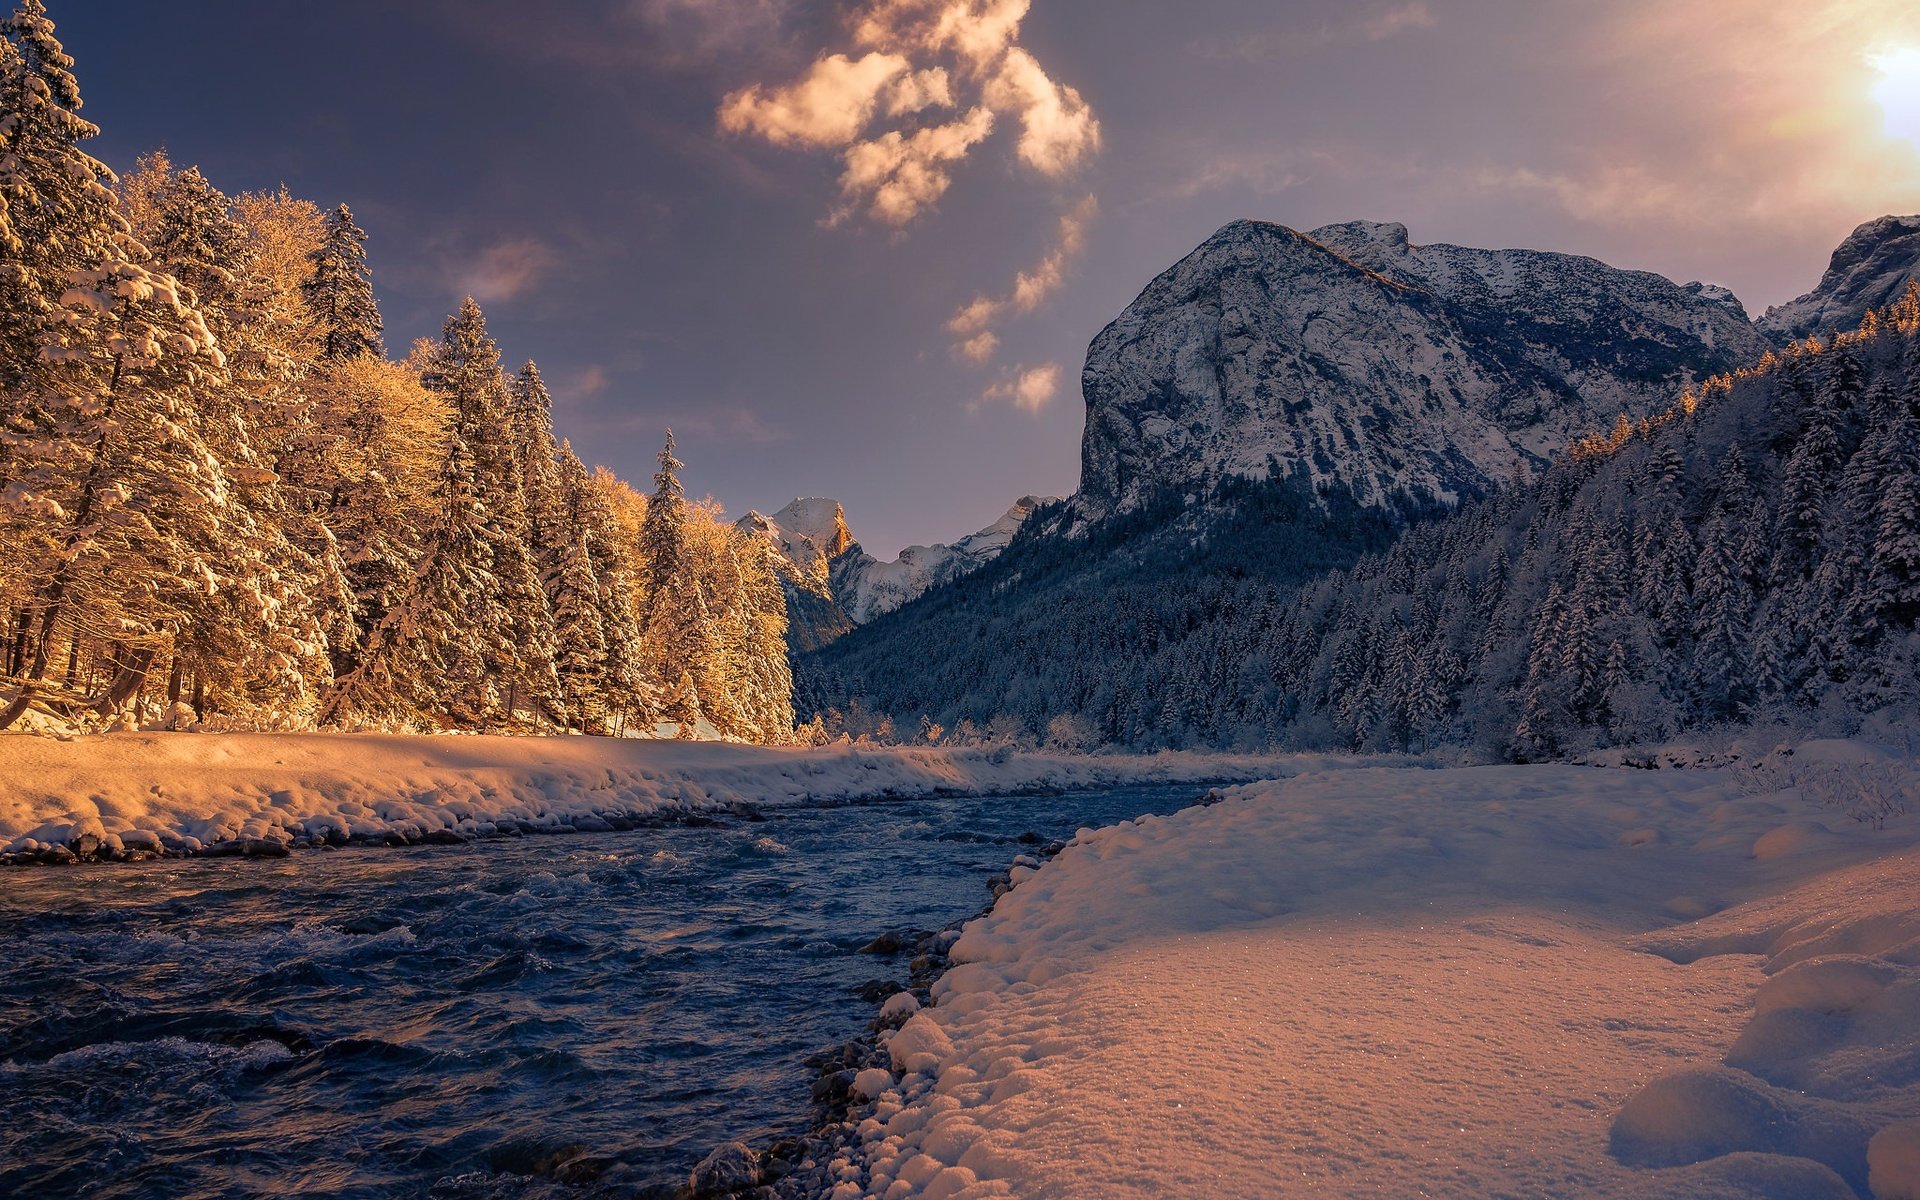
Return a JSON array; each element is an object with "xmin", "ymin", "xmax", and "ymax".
[{"xmin": 0, "ymin": 783, "xmax": 1207, "ymax": 1199}]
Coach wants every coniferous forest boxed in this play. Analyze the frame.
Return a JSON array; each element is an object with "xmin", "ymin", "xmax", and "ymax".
[
  {"xmin": 807, "ymin": 288, "xmax": 1920, "ymax": 756},
  {"xmin": 0, "ymin": 3, "xmax": 794, "ymax": 739}
]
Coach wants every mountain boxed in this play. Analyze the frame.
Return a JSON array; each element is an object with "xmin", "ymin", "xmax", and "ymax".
[
  {"xmin": 1759, "ymin": 215, "xmax": 1920, "ymax": 344},
  {"xmin": 830, "ymin": 495, "xmax": 1057, "ymax": 624},
  {"xmin": 1263, "ymin": 288, "xmax": 1920, "ymax": 757},
  {"xmin": 737, "ymin": 495, "xmax": 1056, "ymax": 646},
  {"xmin": 806, "ymin": 218, "xmax": 1906, "ymax": 748},
  {"xmin": 1076, "ymin": 219, "xmax": 1770, "ymax": 521}
]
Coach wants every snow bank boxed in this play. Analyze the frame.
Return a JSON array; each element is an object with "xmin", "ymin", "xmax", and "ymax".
[
  {"xmin": 835, "ymin": 759, "xmax": 1920, "ymax": 1199},
  {"xmin": 0, "ymin": 732, "xmax": 1327, "ymax": 863}
]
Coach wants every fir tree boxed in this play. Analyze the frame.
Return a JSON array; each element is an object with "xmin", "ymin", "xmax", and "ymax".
[
  {"xmin": 305, "ymin": 204, "xmax": 383, "ymax": 361},
  {"xmin": 0, "ymin": 2, "xmax": 234, "ymax": 728}
]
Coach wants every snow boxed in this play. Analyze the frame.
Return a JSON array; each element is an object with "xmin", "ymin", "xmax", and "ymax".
[
  {"xmin": 742, "ymin": 495, "xmax": 1059, "ymax": 625},
  {"xmin": 839, "ymin": 756, "xmax": 1920, "ymax": 1198},
  {"xmin": 0, "ymin": 732, "xmax": 1334, "ymax": 861},
  {"xmin": 879, "ymin": 991, "xmax": 923, "ymax": 1025}
]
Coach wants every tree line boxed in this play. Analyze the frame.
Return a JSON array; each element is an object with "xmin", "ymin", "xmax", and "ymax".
[
  {"xmin": 0, "ymin": 1, "xmax": 794, "ymax": 739},
  {"xmin": 809, "ymin": 287, "xmax": 1920, "ymax": 755}
]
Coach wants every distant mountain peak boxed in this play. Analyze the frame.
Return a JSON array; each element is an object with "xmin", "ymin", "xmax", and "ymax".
[
  {"xmin": 1758, "ymin": 214, "xmax": 1920, "ymax": 343},
  {"xmin": 739, "ymin": 494, "xmax": 1060, "ymax": 636}
]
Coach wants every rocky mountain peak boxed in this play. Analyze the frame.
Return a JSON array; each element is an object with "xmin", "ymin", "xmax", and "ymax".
[
  {"xmin": 1074, "ymin": 218, "xmax": 1770, "ymax": 521},
  {"xmin": 739, "ymin": 494, "xmax": 1059, "ymax": 636},
  {"xmin": 1758, "ymin": 215, "xmax": 1920, "ymax": 343}
]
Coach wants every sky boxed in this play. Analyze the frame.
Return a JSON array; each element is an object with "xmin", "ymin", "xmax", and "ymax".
[{"xmin": 53, "ymin": 0, "xmax": 1920, "ymax": 557}]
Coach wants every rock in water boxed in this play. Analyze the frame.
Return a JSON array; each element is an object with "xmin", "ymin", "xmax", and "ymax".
[{"xmin": 687, "ymin": 1141, "xmax": 762, "ymax": 1197}]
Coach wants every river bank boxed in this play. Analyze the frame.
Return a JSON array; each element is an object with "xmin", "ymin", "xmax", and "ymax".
[
  {"xmin": 819, "ymin": 744, "xmax": 1920, "ymax": 1199},
  {"xmin": 0, "ymin": 732, "xmax": 1370, "ymax": 864}
]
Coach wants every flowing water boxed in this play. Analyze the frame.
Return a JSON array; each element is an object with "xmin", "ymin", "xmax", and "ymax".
[{"xmin": 0, "ymin": 784, "xmax": 1206, "ymax": 1199}]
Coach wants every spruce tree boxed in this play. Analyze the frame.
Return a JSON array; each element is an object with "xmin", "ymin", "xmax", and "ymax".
[
  {"xmin": 305, "ymin": 204, "xmax": 383, "ymax": 361},
  {"xmin": 0, "ymin": 2, "xmax": 235, "ymax": 728},
  {"xmin": 325, "ymin": 300, "xmax": 558, "ymax": 729}
]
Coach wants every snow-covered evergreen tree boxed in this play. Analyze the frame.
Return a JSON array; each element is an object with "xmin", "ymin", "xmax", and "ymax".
[
  {"xmin": 326, "ymin": 300, "xmax": 560, "ymax": 730},
  {"xmin": 305, "ymin": 204, "xmax": 383, "ymax": 361},
  {"xmin": 0, "ymin": 2, "xmax": 234, "ymax": 728}
]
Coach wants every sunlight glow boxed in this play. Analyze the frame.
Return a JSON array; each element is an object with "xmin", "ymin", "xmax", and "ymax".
[{"xmin": 1871, "ymin": 47, "xmax": 1920, "ymax": 152}]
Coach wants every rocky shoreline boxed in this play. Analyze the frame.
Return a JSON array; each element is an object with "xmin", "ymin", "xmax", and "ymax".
[
  {"xmin": 0, "ymin": 800, "xmax": 777, "ymax": 866},
  {"xmin": 677, "ymin": 789, "xmax": 1224, "ymax": 1200}
]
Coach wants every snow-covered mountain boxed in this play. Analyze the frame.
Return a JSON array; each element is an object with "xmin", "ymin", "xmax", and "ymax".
[
  {"xmin": 737, "ymin": 498, "xmax": 855, "ymax": 591},
  {"xmin": 1076, "ymin": 219, "xmax": 1772, "ymax": 520},
  {"xmin": 1758, "ymin": 215, "xmax": 1920, "ymax": 344},
  {"xmin": 830, "ymin": 495, "xmax": 1057, "ymax": 624},
  {"xmin": 738, "ymin": 495, "xmax": 1058, "ymax": 636}
]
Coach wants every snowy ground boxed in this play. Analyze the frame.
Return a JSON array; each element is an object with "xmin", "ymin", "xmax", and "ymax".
[
  {"xmin": 838, "ymin": 742, "xmax": 1920, "ymax": 1200},
  {"xmin": 0, "ymin": 732, "xmax": 1343, "ymax": 862}
]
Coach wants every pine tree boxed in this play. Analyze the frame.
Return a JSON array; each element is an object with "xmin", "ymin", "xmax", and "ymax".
[
  {"xmin": 324, "ymin": 430, "xmax": 506, "ymax": 729},
  {"xmin": 0, "ymin": 3, "xmax": 235, "ymax": 728},
  {"xmin": 324, "ymin": 300, "xmax": 558, "ymax": 730},
  {"xmin": 305, "ymin": 204, "xmax": 383, "ymax": 361},
  {"xmin": 548, "ymin": 445, "xmax": 611, "ymax": 731},
  {"xmin": 508, "ymin": 361, "xmax": 568, "ymax": 567},
  {"xmin": 424, "ymin": 299, "xmax": 560, "ymax": 727}
]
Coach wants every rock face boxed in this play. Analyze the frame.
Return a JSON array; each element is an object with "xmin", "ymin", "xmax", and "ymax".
[
  {"xmin": 1075, "ymin": 219, "xmax": 1772, "ymax": 520},
  {"xmin": 737, "ymin": 497, "xmax": 855, "ymax": 592},
  {"xmin": 830, "ymin": 494, "xmax": 1057, "ymax": 624},
  {"xmin": 1759, "ymin": 215, "xmax": 1920, "ymax": 344},
  {"xmin": 738, "ymin": 495, "xmax": 1058, "ymax": 638}
]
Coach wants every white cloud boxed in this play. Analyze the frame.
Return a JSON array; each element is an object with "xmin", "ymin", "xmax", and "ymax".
[
  {"xmin": 956, "ymin": 330, "xmax": 1000, "ymax": 362},
  {"xmin": 718, "ymin": 0, "xmax": 1100, "ymax": 225},
  {"xmin": 982, "ymin": 47, "xmax": 1101, "ymax": 175},
  {"xmin": 838, "ymin": 107, "xmax": 997, "ymax": 225},
  {"xmin": 949, "ymin": 193, "xmax": 1095, "ymax": 342},
  {"xmin": 1481, "ymin": 0, "xmax": 1920, "ymax": 234},
  {"xmin": 886, "ymin": 67, "xmax": 955, "ymax": 117},
  {"xmin": 979, "ymin": 361, "xmax": 1061, "ymax": 413},
  {"xmin": 1189, "ymin": 0, "xmax": 1439, "ymax": 61},
  {"xmin": 1359, "ymin": 1, "xmax": 1437, "ymax": 41},
  {"xmin": 718, "ymin": 52, "xmax": 910, "ymax": 148},
  {"xmin": 458, "ymin": 238, "xmax": 556, "ymax": 303}
]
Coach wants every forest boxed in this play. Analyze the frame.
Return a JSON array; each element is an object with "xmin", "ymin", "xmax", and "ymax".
[
  {"xmin": 809, "ymin": 287, "xmax": 1920, "ymax": 756},
  {"xmin": 0, "ymin": 2, "xmax": 794, "ymax": 740}
]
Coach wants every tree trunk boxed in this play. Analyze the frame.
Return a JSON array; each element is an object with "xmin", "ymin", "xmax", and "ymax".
[
  {"xmin": 192, "ymin": 672, "xmax": 206, "ymax": 723},
  {"xmin": 6, "ymin": 606, "xmax": 31, "ymax": 678},
  {"xmin": 90, "ymin": 646, "xmax": 156, "ymax": 721},
  {"xmin": 0, "ymin": 353, "xmax": 127, "ymax": 731}
]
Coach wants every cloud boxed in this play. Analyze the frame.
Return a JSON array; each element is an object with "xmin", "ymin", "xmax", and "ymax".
[
  {"xmin": 981, "ymin": 47, "xmax": 1100, "ymax": 175},
  {"xmin": 956, "ymin": 331, "xmax": 999, "ymax": 362},
  {"xmin": 718, "ymin": 0, "xmax": 1100, "ymax": 225},
  {"xmin": 886, "ymin": 67, "xmax": 954, "ymax": 117},
  {"xmin": 838, "ymin": 107, "xmax": 997, "ymax": 225},
  {"xmin": 457, "ymin": 238, "xmax": 556, "ymax": 303},
  {"xmin": 1190, "ymin": 1, "xmax": 1440, "ymax": 62},
  {"xmin": 436, "ymin": 0, "xmax": 793, "ymax": 70},
  {"xmin": 1359, "ymin": 1, "xmax": 1437, "ymax": 41},
  {"xmin": 719, "ymin": 52, "xmax": 912, "ymax": 148},
  {"xmin": 949, "ymin": 193, "xmax": 1095, "ymax": 345},
  {"xmin": 1484, "ymin": 0, "xmax": 1920, "ymax": 235},
  {"xmin": 978, "ymin": 362, "xmax": 1061, "ymax": 413},
  {"xmin": 572, "ymin": 364, "xmax": 611, "ymax": 397}
]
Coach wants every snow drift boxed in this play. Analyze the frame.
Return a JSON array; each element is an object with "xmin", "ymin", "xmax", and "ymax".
[{"xmin": 830, "ymin": 747, "xmax": 1920, "ymax": 1199}]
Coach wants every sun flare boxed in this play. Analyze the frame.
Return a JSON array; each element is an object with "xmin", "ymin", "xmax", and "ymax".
[{"xmin": 1871, "ymin": 46, "xmax": 1920, "ymax": 151}]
